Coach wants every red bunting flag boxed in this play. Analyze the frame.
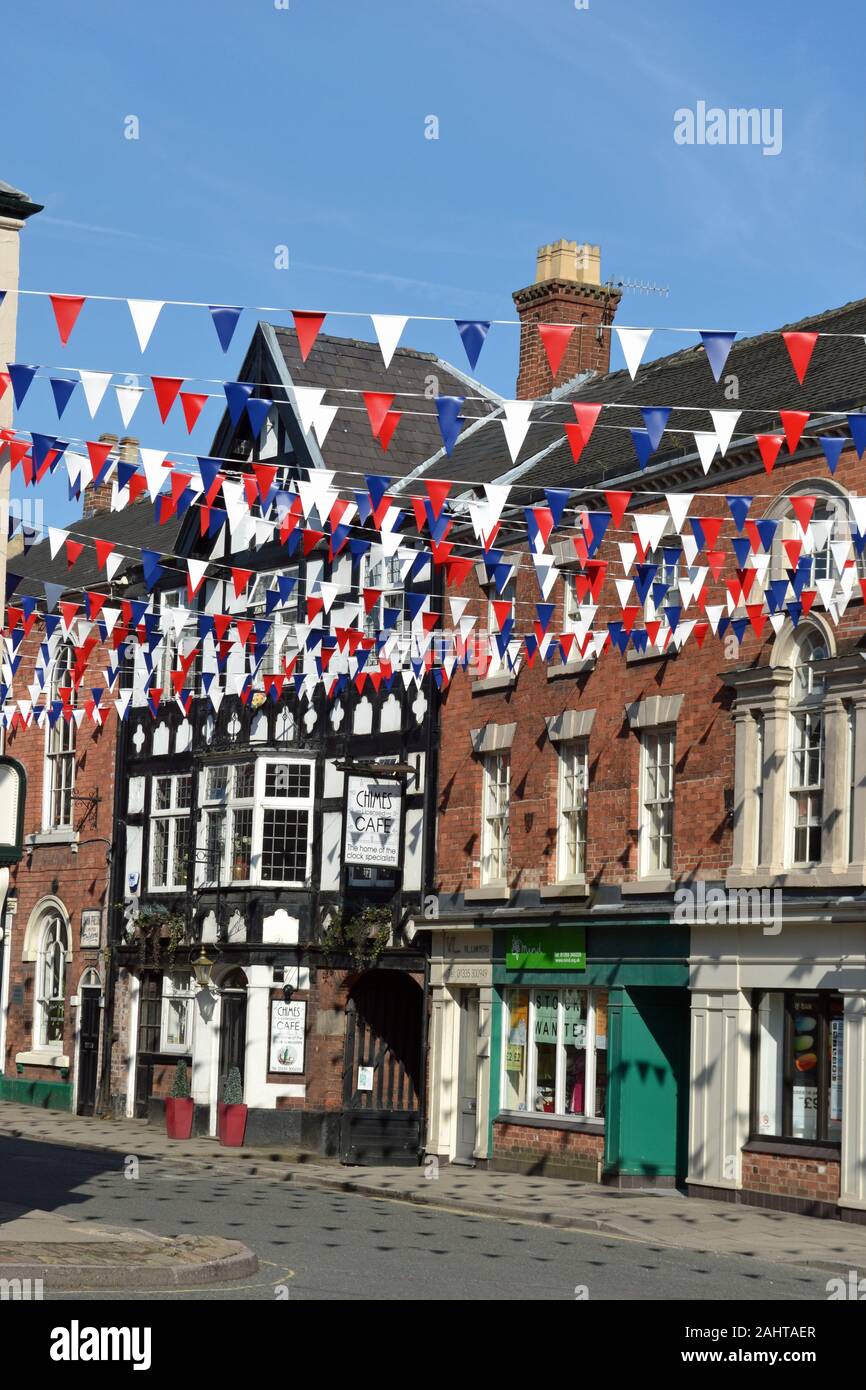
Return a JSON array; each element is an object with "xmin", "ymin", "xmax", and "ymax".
[
  {"xmin": 86, "ymin": 439, "xmax": 114, "ymax": 476},
  {"xmin": 604, "ymin": 490, "xmax": 631, "ymax": 529},
  {"xmin": 231, "ymin": 567, "xmax": 253, "ymax": 598},
  {"xmin": 65, "ymin": 539, "xmax": 84, "ymax": 569},
  {"xmin": 538, "ymin": 323, "xmax": 574, "ymax": 377},
  {"xmin": 151, "ymin": 376, "xmax": 183, "ymax": 423},
  {"xmin": 49, "ymin": 294, "xmax": 86, "ymax": 345},
  {"xmin": 0, "ymin": 372, "xmax": 9, "ymax": 400},
  {"xmin": 253, "ymin": 462, "xmax": 278, "ymax": 503},
  {"xmin": 564, "ymin": 424, "xmax": 587, "ymax": 464},
  {"xmin": 757, "ymin": 434, "xmax": 784, "ymax": 473},
  {"xmin": 779, "ymin": 409, "xmax": 809, "ymax": 454},
  {"xmin": 363, "ymin": 588, "xmax": 382, "ymax": 615},
  {"xmin": 790, "ymin": 495, "xmax": 816, "ymax": 532},
  {"xmin": 363, "ymin": 392, "xmax": 394, "ymax": 438},
  {"xmin": 783, "ymin": 538, "xmax": 803, "ymax": 569},
  {"xmin": 377, "ymin": 410, "xmax": 401, "ymax": 451},
  {"xmin": 292, "ymin": 310, "xmax": 326, "ymax": 362},
  {"xmin": 95, "ymin": 539, "xmax": 115, "ymax": 571},
  {"xmin": 572, "ymin": 403, "xmax": 603, "ymax": 444},
  {"xmin": 128, "ymin": 473, "xmax": 148, "ymax": 504},
  {"xmin": 782, "ymin": 331, "xmax": 818, "ymax": 385},
  {"xmin": 424, "ymin": 479, "xmax": 452, "ymax": 519},
  {"xmin": 180, "ymin": 391, "xmax": 208, "ymax": 433}
]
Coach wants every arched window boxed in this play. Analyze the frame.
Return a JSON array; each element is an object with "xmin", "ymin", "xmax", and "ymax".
[
  {"xmin": 788, "ymin": 627, "xmax": 827, "ymax": 867},
  {"xmin": 36, "ymin": 913, "xmax": 70, "ymax": 1048}
]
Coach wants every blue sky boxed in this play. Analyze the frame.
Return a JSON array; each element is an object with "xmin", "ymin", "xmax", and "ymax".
[{"xmin": 4, "ymin": 0, "xmax": 865, "ymax": 527}]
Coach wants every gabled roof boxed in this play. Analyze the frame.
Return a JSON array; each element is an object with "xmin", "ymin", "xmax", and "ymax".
[
  {"xmin": 8, "ymin": 503, "xmax": 186, "ymax": 599},
  {"xmin": 411, "ymin": 294, "xmax": 866, "ymax": 497},
  {"xmin": 209, "ymin": 323, "xmax": 500, "ymax": 489}
]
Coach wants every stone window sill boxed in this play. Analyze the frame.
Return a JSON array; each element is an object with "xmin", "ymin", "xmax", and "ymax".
[
  {"xmin": 626, "ymin": 647, "xmax": 673, "ymax": 665},
  {"xmin": 620, "ymin": 878, "xmax": 675, "ymax": 895},
  {"xmin": 15, "ymin": 1051, "xmax": 70, "ymax": 1069},
  {"xmin": 27, "ymin": 830, "xmax": 79, "ymax": 849},
  {"xmin": 472, "ymin": 673, "xmax": 516, "ymax": 695},
  {"xmin": 743, "ymin": 1137, "xmax": 840, "ymax": 1161},
  {"xmin": 726, "ymin": 868, "xmax": 866, "ymax": 890},
  {"xmin": 494, "ymin": 1111, "xmax": 605, "ymax": 1135},
  {"xmin": 464, "ymin": 885, "xmax": 511, "ymax": 902},
  {"xmin": 546, "ymin": 660, "xmax": 593, "ymax": 682},
  {"xmin": 539, "ymin": 881, "xmax": 589, "ymax": 899}
]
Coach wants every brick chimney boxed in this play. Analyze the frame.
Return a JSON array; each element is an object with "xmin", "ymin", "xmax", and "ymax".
[
  {"xmin": 513, "ymin": 239, "xmax": 621, "ymax": 399},
  {"xmin": 83, "ymin": 434, "xmax": 138, "ymax": 516}
]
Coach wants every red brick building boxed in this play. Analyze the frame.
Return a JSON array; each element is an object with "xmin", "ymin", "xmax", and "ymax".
[
  {"xmin": 420, "ymin": 241, "xmax": 866, "ymax": 1219},
  {"xmin": 0, "ymin": 480, "xmax": 183, "ymax": 1114}
]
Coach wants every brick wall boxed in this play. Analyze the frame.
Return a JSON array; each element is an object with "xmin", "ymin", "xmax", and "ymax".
[
  {"xmin": 435, "ymin": 440, "xmax": 866, "ymax": 899},
  {"xmin": 514, "ymin": 282, "xmax": 621, "ymax": 398},
  {"xmin": 3, "ymin": 616, "xmax": 117, "ymax": 1095},
  {"xmin": 741, "ymin": 1150, "xmax": 841, "ymax": 1205}
]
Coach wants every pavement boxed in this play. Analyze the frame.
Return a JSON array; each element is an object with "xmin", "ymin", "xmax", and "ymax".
[{"xmin": 1, "ymin": 1100, "xmax": 866, "ymax": 1280}]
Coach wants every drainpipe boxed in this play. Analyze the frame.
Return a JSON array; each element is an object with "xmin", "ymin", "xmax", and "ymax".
[
  {"xmin": 96, "ymin": 708, "xmax": 129, "ymax": 1117},
  {"xmin": 414, "ymin": 567, "xmax": 443, "ymax": 1161}
]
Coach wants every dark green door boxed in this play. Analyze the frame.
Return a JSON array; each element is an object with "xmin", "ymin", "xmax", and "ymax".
[{"xmin": 604, "ymin": 986, "xmax": 690, "ymax": 1183}]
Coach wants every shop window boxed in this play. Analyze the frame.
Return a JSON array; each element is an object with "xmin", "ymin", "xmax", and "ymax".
[
  {"xmin": 35, "ymin": 912, "xmax": 70, "ymax": 1048},
  {"xmin": 639, "ymin": 727, "xmax": 675, "ymax": 876},
  {"xmin": 557, "ymin": 739, "xmax": 588, "ymax": 879},
  {"xmin": 480, "ymin": 752, "xmax": 509, "ymax": 884},
  {"xmin": 149, "ymin": 773, "xmax": 192, "ymax": 891},
  {"xmin": 502, "ymin": 987, "xmax": 608, "ymax": 1121},
  {"xmin": 753, "ymin": 990, "xmax": 843, "ymax": 1143},
  {"xmin": 160, "ymin": 971, "xmax": 195, "ymax": 1053}
]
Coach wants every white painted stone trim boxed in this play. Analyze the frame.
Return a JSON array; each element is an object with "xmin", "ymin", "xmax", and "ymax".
[
  {"xmin": 470, "ymin": 722, "xmax": 517, "ymax": 755},
  {"xmin": 545, "ymin": 708, "xmax": 596, "ymax": 742}
]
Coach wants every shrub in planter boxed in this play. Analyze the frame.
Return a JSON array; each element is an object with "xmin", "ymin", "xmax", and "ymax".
[
  {"xmin": 165, "ymin": 1060, "xmax": 194, "ymax": 1141},
  {"xmin": 217, "ymin": 1066, "xmax": 247, "ymax": 1147}
]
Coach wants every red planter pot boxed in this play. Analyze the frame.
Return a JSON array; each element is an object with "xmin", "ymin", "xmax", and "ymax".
[
  {"xmin": 218, "ymin": 1102, "xmax": 248, "ymax": 1147},
  {"xmin": 165, "ymin": 1097, "xmax": 194, "ymax": 1141}
]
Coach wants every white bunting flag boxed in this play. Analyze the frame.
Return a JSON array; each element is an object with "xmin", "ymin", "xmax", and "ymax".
[
  {"xmin": 116, "ymin": 385, "xmax": 143, "ymax": 428},
  {"xmin": 693, "ymin": 431, "xmax": 718, "ymax": 475},
  {"xmin": 371, "ymin": 314, "xmax": 408, "ymax": 369},
  {"xmin": 140, "ymin": 448, "xmax": 169, "ymax": 501},
  {"xmin": 710, "ymin": 410, "xmax": 740, "ymax": 457},
  {"xmin": 501, "ymin": 401, "xmax": 534, "ymax": 462},
  {"xmin": 128, "ymin": 299, "xmax": 164, "ymax": 352},
  {"xmin": 48, "ymin": 526, "xmax": 68, "ymax": 559},
  {"xmin": 615, "ymin": 327, "xmax": 653, "ymax": 380},
  {"xmin": 666, "ymin": 493, "xmax": 693, "ymax": 535},
  {"xmin": 79, "ymin": 370, "xmax": 113, "ymax": 419}
]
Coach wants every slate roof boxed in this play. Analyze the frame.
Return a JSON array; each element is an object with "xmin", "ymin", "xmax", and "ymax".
[
  {"xmin": 268, "ymin": 325, "xmax": 499, "ymax": 487},
  {"xmin": 410, "ymin": 295, "xmax": 866, "ymax": 498},
  {"xmin": 8, "ymin": 503, "xmax": 186, "ymax": 599}
]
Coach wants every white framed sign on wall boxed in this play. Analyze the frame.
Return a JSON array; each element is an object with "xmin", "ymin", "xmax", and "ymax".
[{"xmin": 269, "ymin": 999, "xmax": 306, "ymax": 1074}]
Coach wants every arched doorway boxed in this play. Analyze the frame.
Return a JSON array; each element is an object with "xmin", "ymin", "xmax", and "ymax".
[
  {"xmin": 218, "ymin": 968, "xmax": 248, "ymax": 1100},
  {"xmin": 340, "ymin": 971, "xmax": 423, "ymax": 1166},
  {"xmin": 76, "ymin": 968, "xmax": 101, "ymax": 1117}
]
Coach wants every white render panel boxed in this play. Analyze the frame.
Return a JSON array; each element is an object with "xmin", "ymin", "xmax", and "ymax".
[
  {"xmin": 380, "ymin": 693, "xmax": 401, "ymax": 732},
  {"xmin": 323, "ymin": 759, "xmax": 344, "ymax": 800},
  {"xmin": 402, "ymin": 806, "xmax": 424, "ymax": 892},
  {"xmin": 320, "ymin": 811, "xmax": 343, "ymax": 891},
  {"xmin": 125, "ymin": 824, "xmax": 143, "ymax": 893},
  {"xmin": 243, "ymin": 965, "xmax": 307, "ymax": 1109},
  {"xmin": 152, "ymin": 721, "xmax": 170, "ymax": 756},
  {"xmin": 261, "ymin": 908, "xmax": 300, "ymax": 945},
  {"xmin": 127, "ymin": 777, "xmax": 145, "ymax": 816}
]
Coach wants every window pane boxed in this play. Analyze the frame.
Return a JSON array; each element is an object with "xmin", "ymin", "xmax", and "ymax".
[
  {"xmin": 173, "ymin": 817, "xmax": 190, "ymax": 887},
  {"xmin": 176, "ymin": 775, "xmax": 192, "ymax": 810},
  {"xmin": 266, "ymin": 762, "xmax": 311, "ymax": 799},
  {"xmin": 206, "ymin": 810, "xmax": 225, "ymax": 880},
  {"xmin": 261, "ymin": 807, "xmax": 309, "ymax": 882},
  {"xmin": 790, "ymin": 993, "xmax": 820, "ymax": 1140},
  {"xmin": 152, "ymin": 818, "xmax": 170, "ymax": 887},
  {"xmin": 594, "ymin": 991, "xmax": 608, "ymax": 1119},
  {"xmin": 230, "ymin": 807, "xmax": 253, "ymax": 880},
  {"xmin": 756, "ymin": 991, "xmax": 785, "ymax": 1136},
  {"xmin": 206, "ymin": 766, "xmax": 229, "ymax": 800},
  {"xmin": 504, "ymin": 989, "xmax": 529, "ymax": 1111},
  {"xmin": 533, "ymin": 990, "xmax": 558, "ymax": 1113},
  {"xmin": 563, "ymin": 989, "xmax": 588, "ymax": 1115},
  {"xmin": 154, "ymin": 778, "xmax": 172, "ymax": 812},
  {"xmin": 234, "ymin": 763, "xmax": 255, "ymax": 799}
]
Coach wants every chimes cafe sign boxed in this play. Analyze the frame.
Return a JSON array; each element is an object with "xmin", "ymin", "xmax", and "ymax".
[{"xmin": 344, "ymin": 776, "xmax": 402, "ymax": 869}]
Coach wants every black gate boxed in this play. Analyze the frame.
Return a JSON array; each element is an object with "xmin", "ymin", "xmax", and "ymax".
[
  {"xmin": 134, "ymin": 973, "xmax": 162, "ymax": 1118},
  {"xmin": 218, "ymin": 970, "xmax": 248, "ymax": 1097},
  {"xmin": 340, "ymin": 971, "xmax": 423, "ymax": 1166},
  {"xmin": 76, "ymin": 986, "xmax": 101, "ymax": 1116}
]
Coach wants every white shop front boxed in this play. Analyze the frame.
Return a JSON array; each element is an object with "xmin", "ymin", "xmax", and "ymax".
[{"xmin": 425, "ymin": 928, "xmax": 493, "ymax": 1167}]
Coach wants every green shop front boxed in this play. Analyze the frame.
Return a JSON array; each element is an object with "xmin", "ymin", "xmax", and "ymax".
[{"xmin": 488, "ymin": 918, "xmax": 690, "ymax": 1186}]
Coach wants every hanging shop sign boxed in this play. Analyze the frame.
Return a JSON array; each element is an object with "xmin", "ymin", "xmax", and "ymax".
[
  {"xmin": 344, "ymin": 777, "xmax": 402, "ymax": 868},
  {"xmin": 505, "ymin": 925, "xmax": 586, "ymax": 971},
  {"xmin": 269, "ymin": 999, "xmax": 306, "ymax": 1074}
]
